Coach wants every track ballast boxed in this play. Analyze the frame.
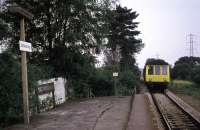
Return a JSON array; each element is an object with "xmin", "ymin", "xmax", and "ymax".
[{"xmin": 152, "ymin": 93, "xmax": 199, "ymax": 130}]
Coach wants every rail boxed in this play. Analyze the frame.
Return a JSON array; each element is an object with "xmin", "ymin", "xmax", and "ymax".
[{"xmin": 151, "ymin": 92, "xmax": 200, "ymax": 130}]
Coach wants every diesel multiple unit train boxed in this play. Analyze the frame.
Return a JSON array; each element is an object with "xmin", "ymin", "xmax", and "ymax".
[{"xmin": 143, "ymin": 60, "xmax": 170, "ymax": 90}]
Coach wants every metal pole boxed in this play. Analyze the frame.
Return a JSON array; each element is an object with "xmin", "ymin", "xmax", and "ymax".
[{"xmin": 20, "ymin": 17, "xmax": 30, "ymax": 125}]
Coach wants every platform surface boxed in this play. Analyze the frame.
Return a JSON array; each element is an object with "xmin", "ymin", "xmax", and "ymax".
[
  {"xmin": 127, "ymin": 94, "xmax": 155, "ymax": 130},
  {"xmin": 6, "ymin": 97, "xmax": 131, "ymax": 130}
]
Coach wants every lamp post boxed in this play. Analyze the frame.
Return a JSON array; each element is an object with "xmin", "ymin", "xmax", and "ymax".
[{"xmin": 8, "ymin": 5, "xmax": 33, "ymax": 125}]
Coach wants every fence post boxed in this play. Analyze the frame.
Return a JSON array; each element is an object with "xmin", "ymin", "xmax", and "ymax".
[
  {"xmin": 52, "ymin": 89, "xmax": 56, "ymax": 108},
  {"xmin": 35, "ymin": 88, "xmax": 40, "ymax": 113},
  {"xmin": 134, "ymin": 86, "xmax": 136, "ymax": 95}
]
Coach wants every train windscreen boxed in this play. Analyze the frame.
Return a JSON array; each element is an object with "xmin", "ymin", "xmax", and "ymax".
[
  {"xmin": 155, "ymin": 65, "xmax": 160, "ymax": 75},
  {"xmin": 148, "ymin": 65, "xmax": 154, "ymax": 75},
  {"xmin": 162, "ymin": 65, "xmax": 168, "ymax": 75}
]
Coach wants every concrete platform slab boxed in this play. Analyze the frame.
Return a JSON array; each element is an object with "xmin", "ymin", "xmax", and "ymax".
[
  {"xmin": 6, "ymin": 97, "xmax": 131, "ymax": 130},
  {"xmin": 127, "ymin": 94, "xmax": 155, "ymax": 130}
]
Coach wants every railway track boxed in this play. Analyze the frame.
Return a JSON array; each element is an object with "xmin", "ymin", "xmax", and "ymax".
[{"xmin": 151, "ymin": 92, "xmax": 200, "ymax": 130}]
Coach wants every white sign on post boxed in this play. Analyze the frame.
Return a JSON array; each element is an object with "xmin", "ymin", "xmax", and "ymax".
[
  {"xmin": 19, "ymin": 41, "xmax": 32, "ymax": 52},
  {"xmin": 113, "ymin": 72, "xmax": 118, "ymax": 77}
]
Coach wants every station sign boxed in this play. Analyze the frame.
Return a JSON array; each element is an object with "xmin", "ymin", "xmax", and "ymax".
[
  {"xmin": 113, "ymin": 72, "xmax": 118, "ymax": 77},
  {"xmin": 19, "ymin": 41, "xmax": 32, "ymax": 52}
]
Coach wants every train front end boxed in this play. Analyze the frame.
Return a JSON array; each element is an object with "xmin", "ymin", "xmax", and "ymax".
[{"xmin": 144, "ymin": 65, "xmax": 170, "ymax": 90}]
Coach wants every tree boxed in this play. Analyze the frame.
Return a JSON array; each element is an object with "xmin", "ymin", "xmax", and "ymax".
[
  {"xmin": 172, "ymin": 63, "xmax": 192, "ymax": 80},
  {"xmin": 107, "ymin": 5, "xmax": 143, "ymax": 71},
  {"xmin": 1, "ymin": 0, "xmax": 117, "ymax": 97},
  {"xmin": 172, "ymin": 56, "xmax": 200, "ymax": 80},
  {"xmin": 103, "ymin": 5, "xmax": 143, "ymax": 95},
  {"xmin": 191, "ymin": 66, "xmax": 200, "ymax": 85},
  {"xmin": 2, "ymin": 0, "xmax": 114, "ymax": 66},
  {"xmin": 0, "ymin": 51, "xmax": 51, "ymax": 127},
  {"xmin": 0, "ymin": 19, "xmax": 10, "ymax": 41}
]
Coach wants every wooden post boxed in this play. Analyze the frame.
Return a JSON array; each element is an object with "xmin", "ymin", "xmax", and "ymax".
[
  {"xmin": 35, "ymin": 88, "xmax": 40, "ymax": 113},
  {"xmin": 114, "ymin": 78, "xmax": 117, "ymax": 96},
  {"xmin": 8, "ymin": 5, "xmax": 33, "ymax": 125},
  {"xmin": 20, "ymin": 17, "xmax": 30, "ymax": 125},
  {"xmin": 113, "ymin": 72, "xmax": 118, "ymax": 96},
  {"xmin": 52, "ymin": 89, "xmax": 56, "ymax": 108}
]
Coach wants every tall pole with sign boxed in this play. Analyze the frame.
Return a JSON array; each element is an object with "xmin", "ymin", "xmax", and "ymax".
[
  {"xmin": 20, "ymin": 17, "xmax": 30, "ymax": 125},
  {"xmin": 8, "ymin": 5, "xmax": 33, "ymax": 125},
  {"xmin": 113, "ymin": 72, "xmax": 118, "ymax": 96}
]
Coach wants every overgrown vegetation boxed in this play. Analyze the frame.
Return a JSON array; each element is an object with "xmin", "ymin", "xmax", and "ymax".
[
  {"xmin": 0, "ymin": 51, "xmax": 52, "ymax": 127},
  {"xmin": 170, "ymin": 56, "xmax": 200, "ymax": 99},
  {"xmin": 0, "ymin": 0, "xmax": 143, "ymax": 127},
  {"xmin": 169, "ymin": 80, "xmax": 200, "ymax": 99},
  {"xmin": 91, "ymin": 67, "xmax": 139, "ymax": 97},
  {"xmin": 0, "ymin": 52, "xmax": 22, "ymax": 127},
  {"xmin": 117, "ymin": 70, "xmax": 139, "ymax": 95},
  {"xmin": 172, "ymin": 56, "xmax": 200, "ymax": 83}
]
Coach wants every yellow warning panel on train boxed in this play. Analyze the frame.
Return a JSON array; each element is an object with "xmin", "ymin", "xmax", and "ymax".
[{"xmin": 145, "ymin": 65, "xmax": 170, "ymax": 83}]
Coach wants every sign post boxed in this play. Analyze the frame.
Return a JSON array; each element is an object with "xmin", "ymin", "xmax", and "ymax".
[
  {"xmin": 113, "ymin": 72, "xmax": 118, "ymax": 96},
  {"xmin": 20, "ymin": 17, "xmax": 30, "ymax": 125},
  {"xmin": 9, "ymin": 5, "xmax": 33, "ymax": 125}
]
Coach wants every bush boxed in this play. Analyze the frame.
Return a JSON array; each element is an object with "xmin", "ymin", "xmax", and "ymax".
[
  {"xmin": 171, "ymin": 56, "xmax": 200, "ymax": 80},
  {"xmin": 169, "ymin": 80, "xmax": 200, "ymax": 99},
  {"xmin": 0, "ymin": 52, "xmax": 52, "ymax": 127},
  {"xmin": 91, "ymin": 67, "xmax": 139, "ymax": 97},
  {"xmin": 91, "ymin": 67, "xmax": 114, "ymax": 96},
  {"xmin": 191, "ymin": 66, "xmax": 200, "ymax": 85},
  {"xmin": 0, "ymin": 52, "xmax": 22, "ymax": 127},
  {"xmin": 117, "ymin": 70, "xmax": 138, "ymax": 96}
]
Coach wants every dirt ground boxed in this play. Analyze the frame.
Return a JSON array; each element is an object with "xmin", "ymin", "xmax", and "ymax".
[
  {"xmin": 175, "ymin": 94, "xmax": 200, "ymax": 112},
  {"xmin": 6, "ymin": 96, "xmax": 131, "ymax": 130}
]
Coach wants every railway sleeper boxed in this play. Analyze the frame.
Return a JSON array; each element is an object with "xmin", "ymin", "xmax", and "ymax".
[{"xmin": 152, "ymin": 93, "xmax": 199, "ymax": 130}]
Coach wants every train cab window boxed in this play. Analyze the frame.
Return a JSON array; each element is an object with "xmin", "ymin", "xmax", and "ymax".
[
  {"xmin": 155, "ymin": 65, "xmax": 161, "ymax": 75},
  {"xmin": 148, "ymin": 65, "xmax": 154, "ymax": 75},
  {"xmin": 162, "ymin": 65, "xmax": 168, "ymax": 75}
]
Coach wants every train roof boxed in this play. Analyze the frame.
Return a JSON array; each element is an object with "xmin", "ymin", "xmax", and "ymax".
[{"xmin": 145, "ymin": 58, "xmax": 169, "ymax": 65}]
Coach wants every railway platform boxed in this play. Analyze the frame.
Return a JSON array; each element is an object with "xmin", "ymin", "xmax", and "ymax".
[
  {"xmin": 6, "ymin": 97, "xmax": 131, "ymax": 130},
  {"xmin": 5, "ymin": 89, "xmax": 200, "ymax": 130},
  {"xmin": 127, "ymin": 94, "xmax": 156, "ymax": 130}
]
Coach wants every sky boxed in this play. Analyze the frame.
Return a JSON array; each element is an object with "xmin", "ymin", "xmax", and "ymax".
[{"xmin": 120, "ymin": 0, "xmax": 200, "ymax": 68}]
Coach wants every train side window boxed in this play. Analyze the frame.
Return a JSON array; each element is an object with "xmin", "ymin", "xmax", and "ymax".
[
  {"xmin": 155, "ymin": 65, "xmax": 160, "ymax": 75},
  {"xmin": 162, "ymin": 65, "xmax": 168, "ymax": 75},
  {"xmin": 148, "ymin": 65, "xmax": 154, "ymax": 75}
]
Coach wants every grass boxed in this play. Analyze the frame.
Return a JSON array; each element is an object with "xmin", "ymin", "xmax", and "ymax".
[
  {"xmin": 169, "ymin": 80, "xmax": 200, "ymax": 99},
  {"xmin": 172, "ymin": 80, "xmax": 194, "ymax": 85}
]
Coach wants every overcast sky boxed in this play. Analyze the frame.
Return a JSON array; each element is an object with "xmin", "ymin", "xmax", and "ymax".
[{"xmin": 120, "ymin": 0, "xmax": 200, "ymax": 68}]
